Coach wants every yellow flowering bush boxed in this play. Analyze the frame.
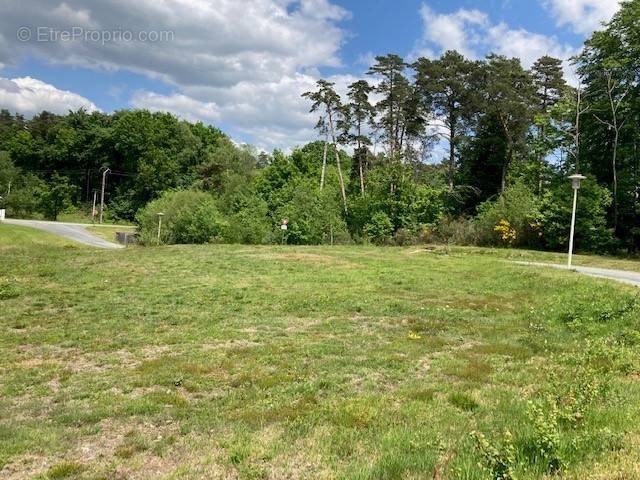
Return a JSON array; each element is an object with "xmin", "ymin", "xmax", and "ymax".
[{"xmin": 494, "ymin": 219, "xmax": 517, "ymax": 245}]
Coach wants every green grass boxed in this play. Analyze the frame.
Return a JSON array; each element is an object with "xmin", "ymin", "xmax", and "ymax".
[
  {"xmin": 1, "ymin": 224, "xmax": 640, "ymax": 479},
  {"xmin": 85, "ymin": 225, "xmax": 137, "ymax": 243}
]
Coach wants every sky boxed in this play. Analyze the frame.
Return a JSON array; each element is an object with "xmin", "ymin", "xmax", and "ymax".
[{"xmin": 0, "ymin": 0, "xmax": 622, "ymax": 152}]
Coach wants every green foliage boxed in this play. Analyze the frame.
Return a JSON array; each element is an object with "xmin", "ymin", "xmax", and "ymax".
[
  {"xmin": 38, "ymin": 173, "xmax": 78, "ymax": 221},
  {"xmin": 275, "ymin": 179, "xmax": 348, "ymax": 245},
  {"xmin": 349, "ymin": 163, "xmax": 447, "ymax": 239},
  {"xmin": 472, "ymin": 430, "xmax": 518, "ymax": 480},
  {"xmin": 0, "ymin": 151, "xmax": 18, "ymax": 199},
  {"xmin": 539, "ymin": 177, "xmax": 616, "ymax": 253},
  {"xmin": 2, "ymin": 1, "xmax": 640, "ymax": 251},
  {"xmin": 136, "ymin": 190, "xmax": 226, "ymax": 245},
  {"xmin": 0, "ymin": 153, "xmax": 47, "ymax": 218},
  {"xmin": 223, "ymin": 194, "xmax": 272, "ymax": 244},
  {"xmin": 475, "ymin": 181, "xmax": 542, "ymax": 247},
  {"xmin": 434, "ymin": 216, "xmax": 479, "ymax": 245},
  {"xmin": 526, "ymin": 402, "xmax": 563, "ymax": 473},
  {"xmin": 364, "ymin": 211, "xmax": 394, "ymax": 245}
]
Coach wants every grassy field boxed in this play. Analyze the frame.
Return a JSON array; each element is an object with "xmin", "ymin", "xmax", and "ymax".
[{"xmin": 1, "ymin": 224, "xmax": 640, "ymax": 479}]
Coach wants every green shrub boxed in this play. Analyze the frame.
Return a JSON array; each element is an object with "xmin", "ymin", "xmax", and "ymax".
[
  {"xmin": 526, "ymin": 401, "xmax": 563, "ymax": 473},
  {"xmin": 475, "ymin": 181, "xmax": 542, "ymax": 248},
  {"xmin": 435, "ymin": 216, "xmax": 479, "ymax": 245},
  {"xmin": 136, "ymin": 190, "xmax": 226, "ymax": 245},
  {"xmin": 364, "ymin": 212, "xmax": 394, "ymax": 245},
  {"xmin": 472, "ymin": 430, "xmax": 518, "ymax": 480},
  {"xmin": 3, "ymin": 173, "xmax": 48, "ymax": 219},
  {"xmin": 275, "ymin": 179, "xmax": 349, "ymax": 245},
  {"xmin": 38, "ymin": 173, "xmax": 78, "ymax": 221},
  {"xmin": 224, "ymin": 195, "xmax": 272, "ymax": 244},
  {"xmin": 539, "ymin": 177, "xmax": 616, "ymax": 253}
]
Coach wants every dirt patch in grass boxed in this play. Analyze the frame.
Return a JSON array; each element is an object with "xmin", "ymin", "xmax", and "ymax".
[
  {"xmin": 15, "ymin": 344, "xmax": 175, "ymax": 376},
  {"xmin": 0, "ymin": 419, "xmax": 190, "ymax": 480},
  {"xmin": 200, "ymin": 340, "xmax": 262, "ymax": 351}
]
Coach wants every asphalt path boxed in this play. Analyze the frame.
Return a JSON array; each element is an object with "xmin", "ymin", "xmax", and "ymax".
[
  {"xmin": 515, "ymin": 261, "xmax": 640, "ymax": 287},
  {"xmin": 2, "ymin": 218, "xmax": 124, "ymax": 249}
]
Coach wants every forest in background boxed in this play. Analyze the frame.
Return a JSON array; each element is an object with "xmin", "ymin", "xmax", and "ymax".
[{"xmin": 0, "ymin": 0, "xmax": 638, "ymax": 251}]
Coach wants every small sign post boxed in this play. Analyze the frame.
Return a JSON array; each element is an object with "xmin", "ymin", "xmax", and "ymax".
[{"xmin": 280, "ymin": 218, "xmax": 288, "ymax": 245}]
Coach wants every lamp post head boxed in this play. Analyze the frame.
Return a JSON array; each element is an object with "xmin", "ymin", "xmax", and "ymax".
[
  {"xmin": 157, "ymin": 212, "xmax": 165, "ymax": 217},
  {"xmin": 568, "ymin": 174, "xmax": 586, "ymax": 190}
]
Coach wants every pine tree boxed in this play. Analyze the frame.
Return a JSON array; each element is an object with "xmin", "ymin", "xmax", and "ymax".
[
  {"xmin": 414, "ymin": 51, "xmax": 481, "ymax": 190},
  {"xmin": 302, "ymin": 80, "xmax": 348, "ymax": 212}
]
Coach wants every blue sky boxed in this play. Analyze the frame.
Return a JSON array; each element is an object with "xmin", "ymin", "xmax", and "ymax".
[{"xmin": 0, "ymin": 0, "xmax": 621, "ymax": 151}]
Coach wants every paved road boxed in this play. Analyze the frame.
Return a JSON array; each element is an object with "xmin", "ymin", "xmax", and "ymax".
[
  {"xmin": 2, "ymin": 218, "xmax": 124, "ymax": 249},
  {"xmin": 516, "ymin": 261, "xmax": 640, "ymax": 287}
]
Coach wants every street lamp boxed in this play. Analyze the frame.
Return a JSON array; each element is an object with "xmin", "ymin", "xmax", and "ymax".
[
  {"xmin": 157, "ymin": 213, "xmax": 165, "ymax": 244},
  {"xmin": 567, "ymin": 174, "xmax": 586, "ymax": 269}
]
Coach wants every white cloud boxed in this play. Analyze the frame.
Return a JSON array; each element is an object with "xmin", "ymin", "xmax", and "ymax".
[
  {"xmin": 0, "ymin": 76, "xmax": 98, "ymax": 116},
  {"xmin": 131, "ymin": 91, "xmax": 220, "ymax": 123},
  {"xmin": 414, "ymin": 3, "xmax": 579, "ymax": 74},
  {"xmin": 0, "ymin": 0, "xmax": 349, "ymax": 88},
  {"xmin": 0, "ymin": 0, "xmax": 350, "ymax": 150},
  {"xmin": 542, "ymin": 0, "xmax": 621, "ymax": 35},
  {"xmin": 132, "ymin": 72, "xmax": 362, "ymax": 152},
  {"xmin": 486, "ymin": 24, "xmax": 577, "ymax": 68},
  {"xmin": 414, "ymin": 5, "xmax": 488, "ymax": 59}
]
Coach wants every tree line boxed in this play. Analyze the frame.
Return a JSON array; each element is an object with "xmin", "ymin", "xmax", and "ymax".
[{"xmin": 0, "ymin": 0, "xmax": 638, "ymax": 251}]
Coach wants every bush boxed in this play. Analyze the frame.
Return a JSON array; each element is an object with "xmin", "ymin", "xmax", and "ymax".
[
  {"xmin": 38, "ymin": 173, "xmax": 78, "ymax": 221},
  {"xmin": 539, "ymin": 177, "xmax": 616, "ymax": 253},
  {"xmin": 472, "ymin": 430, "xmax": 518, "ymax": 480},
  {"xmin": 3, "ymin": 173, "xmax": 47, "ymax": 219},
  {"xmin": 136, "ymin": 190, "xmax": 226, "ymax": 245},
  {"xmin": 275, "ymin": 179, "xmax": 349, "ymax": 245},
  {"xmin": 475, "ymin": 181, "xmax": 542, "ymax": 247},
  {"xmin": 224, "ymin": 195, "xmax": 272, "ymax": 244},
  {"xmin": 364, "ymin": 212, "xmax": 394, "ymax": 245},
  {"xmin": 434, "ymin": 216, "xmax": 479, "ymax": 245}
]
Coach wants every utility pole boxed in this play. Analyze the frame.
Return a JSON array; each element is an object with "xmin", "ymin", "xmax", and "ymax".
[{"xmin": 99, "ymin": 168, "xmax": 110, "ymax": 224}]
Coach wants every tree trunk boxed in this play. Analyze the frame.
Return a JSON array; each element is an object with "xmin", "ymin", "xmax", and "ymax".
[
  {"xmin": 498, "ymin": 113, "xmax": 511, "ymax": 193},
  {"xmin": 634, "ymin": 137, "xmax": 639, "ymax": 252},
  {"xmin": 359, "ymin": 155, "xmax": 365, "ymax": 195},
  {"xmin": 501, "ymin": 156, "xmax": 508, "ymax": 194},
  {"xmin": 613, "ymin": 129, "xmax": 619, "ymax": 229},
  {"xmin": 320, "ymin": 129, "xmax": 328, "ymax": 190},
  {"xmin": 575, "ymin": 88, "xmax": 582, "ymax": 172},
  {"xmin": 357, "ymin": 124, "xmax": 365, "ymax": 195},
  {"xmin": 328, "ymin": 111, "xmax": 348, "ymax": 213},
  {"xmin": 448, "ymin": 114, "xmax": 456, "ymax": 191},
  {"xmin": 538, "ymin": 124, "xmax": 545, "ymax": 195}
]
